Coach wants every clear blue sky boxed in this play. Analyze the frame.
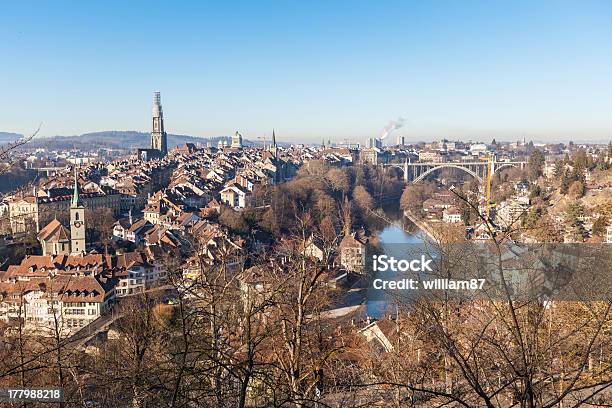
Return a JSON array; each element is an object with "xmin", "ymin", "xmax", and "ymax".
[{"xmin": 1, "ymin": 1, "xmax": 611, "ymax": 143}]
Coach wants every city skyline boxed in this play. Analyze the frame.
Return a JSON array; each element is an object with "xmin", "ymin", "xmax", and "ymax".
[
  {"xmin": 1, "ymin": 3, "xmax": 610, "ymax": 406},
  {"xmin": 1, "ymin": 1, "xmax": 612, "ymax": 143}
]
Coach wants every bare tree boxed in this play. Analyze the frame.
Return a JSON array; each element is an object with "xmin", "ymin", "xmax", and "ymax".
[
  {"xmin": 0, "ymin": 125, "xmax": 40, "ymax": 176},
  {"xmin": 350, "ymin": 189, "xmax": 612, "ymax": 407}
]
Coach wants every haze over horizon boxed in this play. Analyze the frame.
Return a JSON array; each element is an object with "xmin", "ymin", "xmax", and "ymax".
[{"xmin": 1, "ymin": 1, "xmax": 611, "ymax": 144}]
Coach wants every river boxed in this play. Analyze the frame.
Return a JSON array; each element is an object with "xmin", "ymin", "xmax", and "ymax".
[{"xmin": 366, "ymin": 220, "xmax": 430, "ymax": 318}]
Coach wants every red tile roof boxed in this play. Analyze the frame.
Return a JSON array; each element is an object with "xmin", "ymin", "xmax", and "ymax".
[{"xmin": 37, "ymin": 219, "xmax": 70, "ymax": 242}]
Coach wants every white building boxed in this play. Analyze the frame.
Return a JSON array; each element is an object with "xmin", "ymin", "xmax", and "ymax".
[
  {"xmin": 220, "ymin": 185, "xmax": 251, "ymax": 209},
  {"xmin": 231, "ymin": 131, "xmax": 243, "ymax": 148},
  {"xmin": 304, "ymin": 236, "xmax": 325, "ymax": 261},
  {"xmin": 496, "ymin": 197, "xmax": 530, "ymax": 227},
  {"xmin": 469, "ymin": 144, "xmax": 488, "ymax": 155},
  {"xmin": 0, "ymin": 275, "xmax": 114, "ymax": 336},
  {"xmin": 443, "ymin": 206, "xmax": 462, "ymax": 224},
  {"xmin": 114, "ymin": 251, "xmax": 167, "ymax": 297}
]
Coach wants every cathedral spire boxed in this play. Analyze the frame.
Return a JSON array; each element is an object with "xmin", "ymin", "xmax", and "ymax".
[
  {"xmin": 151, "ymin": 91, "xmax": 168, "ymax": 156},
  {"xmin": 71, "ymin": 166, "xmax": 82, "ymax": 208}
]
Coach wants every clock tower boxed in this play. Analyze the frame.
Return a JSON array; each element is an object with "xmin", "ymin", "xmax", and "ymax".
[{"xmin": 70, "ymin": 167, "xmax": 86, "ymax": 254}]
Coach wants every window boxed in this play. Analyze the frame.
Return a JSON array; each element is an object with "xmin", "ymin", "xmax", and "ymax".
[{"xmin": 75, "ymin": 212, "xmax": 79, "ymax": 221}]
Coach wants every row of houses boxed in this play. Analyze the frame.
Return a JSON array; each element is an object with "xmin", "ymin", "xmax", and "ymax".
[
  {"xmin": 0, "ymin": 246, "xmax": 170, "ymax": 335},
  {"xmin": 0, "ymin": 142, "xmax": 380, "ymax": 338}
]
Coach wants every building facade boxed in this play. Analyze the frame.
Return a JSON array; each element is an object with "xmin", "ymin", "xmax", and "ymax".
[{"xmin": 231, "ymin": 131, "xmax": 243, "ymax": 148}]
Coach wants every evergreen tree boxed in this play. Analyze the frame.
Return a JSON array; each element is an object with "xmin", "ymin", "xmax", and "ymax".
[
  {"xmin": 560, "ymin": 170, "xmax": 571, "ymax": 194},
  {"xmin": 566, "ymin": 202, "xmax": 584, "ymax": 225},
  {"xmin": 527, "ymin": 149, "xmax": 545, "ymax": 179},
  {"xmin": 529, "ymin": 184, "xmax": 542, "ymax": 199},
  {"xmin": 523, "ymin": 206, "xmax": 543, "ymax": 228},
  {"xmin": 553, "ymin": 160, "xmax": 564, "ymax": 178}
]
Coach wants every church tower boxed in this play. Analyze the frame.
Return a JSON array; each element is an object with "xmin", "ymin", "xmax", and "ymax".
[
  {"xmin": 269, "ymin": 129, "xmax": 278, "ymax": 158},
  {"xmin": 70, "ymin": 167, "xmax": 86, "ymax": 254},
  {"xmin": 150, "ymin": 91, "xmax": 168, "ymax": 156}
]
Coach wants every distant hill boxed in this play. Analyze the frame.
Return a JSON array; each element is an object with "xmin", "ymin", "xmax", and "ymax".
[
  {"xmin": 43, "ymin": 131, "xmax": 214, "ymax": 149},
  {"xmin": 0, "ymin": 132, "xmax": 24, "ymax": 143},
  {"xmin": 1, "ymin": 130, "xmax": 292, "ymax": 150},
  {"xmin": 17, "ymin": 130, "xmax": 258, "ymax": 150}
]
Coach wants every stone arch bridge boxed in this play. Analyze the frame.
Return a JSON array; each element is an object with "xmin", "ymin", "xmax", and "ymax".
[{"xmin": 384, "ymin": 160, "xmax": 526, "ymax": 184}]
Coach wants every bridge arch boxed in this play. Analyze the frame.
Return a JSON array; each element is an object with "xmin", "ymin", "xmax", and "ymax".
[
  {"xmin": 412, "ymin": 164, "xmax": 483, "ymax": 183},
  {"xmin": 493, "ymin": 162, "xmax": 520, "ymax": 174}
]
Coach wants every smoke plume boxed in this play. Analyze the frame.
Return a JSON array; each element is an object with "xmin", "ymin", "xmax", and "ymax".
[{"xmin": 381, "ymin": 117, "xmax": 405, "ymax": 140}]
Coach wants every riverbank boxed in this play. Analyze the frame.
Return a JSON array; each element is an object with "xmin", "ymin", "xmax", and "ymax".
[{"xmin": 403, "ymin": 210, "xmax": 437, "ymax": 241}]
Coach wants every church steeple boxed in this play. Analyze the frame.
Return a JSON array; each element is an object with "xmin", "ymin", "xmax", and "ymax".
[
  {"xmin": 71, "ymin": 166, "xmax": 82, "ymax": 208},
  {"xmin": 70, "ymin": 165, "xmax": 86, "ymax": 254},
  {"xmin": 270, "ymin": 129, "xmax": 278, "ymax": 158}
]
